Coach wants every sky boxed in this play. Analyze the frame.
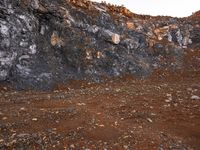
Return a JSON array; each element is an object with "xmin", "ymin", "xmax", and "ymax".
[{"xmin": 91, "ymin": 0, "xmax": 200, "ymax": 17}]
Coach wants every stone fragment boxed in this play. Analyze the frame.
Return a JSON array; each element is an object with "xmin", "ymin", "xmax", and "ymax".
[
  {"xmin": 112, "ymin": 33, "xmax": 120, "ymax": 44},
  {"xmin": 121, "ymin": 38, "xmax": 140, "ymax": 50},
  {"xmin": 31, "ymin": 0, "xmax": 39, "ymax": 9},
  {"xmin": 32, "ymin": 118, "xmax": 38, "ymax": 121},
  {"xmin": 127, "ymin": 22, "xmax": 135, "ymax": 29},
  {"xmin": 191, "ymin": 95, "xmax": 200, "ymax": 100},
  {"xmin": 0, "ymin": 24, "xmax": 9, "ymax": 36},
  {"xmin": 29, "ymin": 44, "xmax": 37, "ymax": 54},
  {"xmin": 100, "ymin": 29, "xmax": 120, "ymax": 44},
  {"xmin": 51, "ymin": 32, "xmax": 64, "ymax": 47}
]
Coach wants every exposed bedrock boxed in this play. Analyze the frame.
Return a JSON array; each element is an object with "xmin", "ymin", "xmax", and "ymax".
[{"xmin": 0, "ymin": 0, "xmax": 199, "ymax": 89}]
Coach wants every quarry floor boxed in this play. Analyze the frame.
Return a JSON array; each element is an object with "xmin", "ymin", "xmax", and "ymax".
[{"xmin": 0, "ymin": 70, "xmax": 200, "ymax": 150}]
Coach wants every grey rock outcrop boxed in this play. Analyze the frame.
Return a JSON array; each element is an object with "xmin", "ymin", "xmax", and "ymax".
[{"xmin": 0, "ymin": 0, "xmax": 199, "ymax": 89}]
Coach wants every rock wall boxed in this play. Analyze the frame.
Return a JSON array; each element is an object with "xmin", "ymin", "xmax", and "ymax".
[{"xmin": 0, "ymin": 0, "xmax": 199, "ymax": 89}]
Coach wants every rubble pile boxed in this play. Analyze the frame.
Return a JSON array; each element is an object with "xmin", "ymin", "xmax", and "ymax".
[{"xmin": 0, "ymin": 0, "xmax": 199, "ymax": 89}]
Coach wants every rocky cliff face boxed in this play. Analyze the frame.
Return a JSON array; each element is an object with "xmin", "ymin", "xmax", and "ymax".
[{"xmin": 0, "ymin": 0, "xmax": 199, "ymax": 89}]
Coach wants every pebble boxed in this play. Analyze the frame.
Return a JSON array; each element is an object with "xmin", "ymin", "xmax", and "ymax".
[
  {"xmin": 166, "ymin": 93, "xmax": 172, "ymax": 97},
  {"xmin": 2, "ymin": 117, "xmax": 7, "ymax": 120},
  {"xmin": 114, "ymin": 121, "xmax": 118, "ymax": 126},
  {"xmin": 97, "ymin": 124, "xmax": 105, "ymax": 127},
  {"xmin": 187, "ymin": 88, "xmax": 193, "ymax": 91},
  {"xmin": 32, "ymin": 118, "xmax": 38, "ymax": 121},
  {"xmin": 164, "ymin": 104, "xmax": 171, "ymax": 107},
  {"xmin": 174, "ymin": 103, "xmax": 178, "ymax": 107},
  {"xmin": 139, "ymin": 126, "xmax": 143, "ymax": 129},
  {"xmin": 105, "ymin": 88, "xmax": 109, "ymax": 91},
  {"xmin": 123, "ymin": 145, "xmax": 129, "ymax": 149},
  {"xmin": 165, "ymin": 99, "xmax": 172, "ymax": 103},
  {"xmin": 70, "ymin": 144, "xmax": 75, "ymax": 148},
  {"xmin": 115, "ymin": 88, "xmax": 120, "ymax": 92},
  {"xmin": 20, "ymin": 107, "xmax": 26, "ymax": 111},
  {"xmin": 151, "ymin": 113, "xmax": 156, "ymax": 116},
  {"xmin": 191, "ymin": 95, "xmax": 200, "ymax": 100},
  {"xmin": 77, "ymin": 103, "xmax": 86, "ymax": 106},
  {"xmin": 147, "ymin": 118, "xmax": 153, "ymax": 123},
  {"xmin": 3, "ymin": 87, "xmax": 7, "ymax": 90},
  {"xmin": 165, "ymin": 93, "xmax": 172, "ymax": 103}
]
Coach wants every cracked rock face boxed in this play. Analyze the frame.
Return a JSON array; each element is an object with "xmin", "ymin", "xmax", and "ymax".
[{"xmin": 0, "ymin": 0, "xmax": 199, "ymax": 89}]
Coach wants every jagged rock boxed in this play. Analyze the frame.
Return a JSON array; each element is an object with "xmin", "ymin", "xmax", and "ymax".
[
  {"xmin": 121, "ymin": 38, "xmax": 140, "ymax": 50},
  {"xmin": 0, "ymin": 0, "xmax": 199, "ymax": 89},
  {"xmin": 51, "ymin": 32, "xmax": 64, "ymax": 47},
  {"xmin": 100, "ymin": 29, "xmax": 120, "ymax": 44},
  {"xmin": 126, "ymin": 22, "xmax": 135, "ymax": 30}
]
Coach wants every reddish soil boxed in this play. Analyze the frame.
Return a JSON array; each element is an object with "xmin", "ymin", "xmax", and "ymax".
[{"xmin": 0, "ymin": 49, "xmax": 200, "ymax": 149}]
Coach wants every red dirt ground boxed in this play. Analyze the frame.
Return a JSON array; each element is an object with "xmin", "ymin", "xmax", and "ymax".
[{"xmin": 0, "ymin": 48, "xmax": 200, "ymax": 149}]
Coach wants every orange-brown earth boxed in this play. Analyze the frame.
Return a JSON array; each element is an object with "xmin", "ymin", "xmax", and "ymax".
[{"xmin": 0, "ymin": 49, "xmax": 200, "ymax": 150}]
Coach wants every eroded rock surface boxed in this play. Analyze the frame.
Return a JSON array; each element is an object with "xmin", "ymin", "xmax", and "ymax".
[{"xmin": 0, "ymin": 0, "xmax": 199, "ymax": 89}]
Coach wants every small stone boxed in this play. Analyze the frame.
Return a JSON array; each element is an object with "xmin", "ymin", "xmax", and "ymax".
[
  {"xmin": 187, "ymin": 88, "xmax": 192, "ymax": 91},
  {"xmin": 3, "ymin": 87, "xmax": 7, "ymax": 90},
  {"xmin": 151, "ymin": 113, "xmax": 156, "ymax": 116},
  {"xmin": 97, "ymin": 124, "xmax": 105, "ymax": 127},
  {"xmin": 0, "ymin": 139, "xmax": 4, "ymax": 143},
  {"xmin": 2, "ymin": 117, "xmax": 7, "ymax": 120},
  {"xmin": 97, "ymin": 51, "xmax": 104, "ymax": 59},
  {"xmin": 127, "ymin": 22, "xmax": 135, "ymax": 29},
  {"xmin": 31, "ymin": 0, "xmax": 39, "ymax": 9},
  {"xmin": 149, "ymin": 106, "xmax": 154, "ymax": 109},
  {"xmin": 147, "ymin": 118, "xmax": 153, "ymax": 123},
  {"xmin": 51, "ymin": 31, "xmax": 64, "ymax": 47},
  {"xmin": 105, "ymin": 88, "xmax": 109, "ymax": 91},
  {"xmin": 47, "ymin": 94, "xmax": 51, "ymax": 99},
  {"xmin": 20, "ymin": 41, "xmax": 29, "ymax": 47},
  {"xmin": 115, "ymin": 88, "xmax": 120, "ymax": 92},
  {"xmin": 29, "ymin": 44, "xmax": 37, "ymax": 54},
  {"xmin": 0, "ymin": 24, "xmax": 9, "ymax": 35},
  {"xmin": 70, "ymin": 144, "xmax": 75, "ymax": 148},
  {"xmin": 123, "ymin": 145, "xmax": 128, "ymax": 149},
  {"xmin": 114, "ymin": 121, "xmax": 118, "ymax": 126},
  {"xmin": 56, "ymin": 111, "xmax": 59, "ymax": 114},
  {"xmin": 174, "ymin": 103, "xmax": 178, "ymax": 107},
  {"xmin": 20, "ymin": 107, "xmax": 26, "ymax": 111},
  {"xmin": 85, "ymin": 49, "xmax": 92, "ymax": 60},
  {"xmin": 32, "ymin": 118, "xmax": 38, "ymax": 121},
  {"xmin": 101, "ymin": 29, "xmax": 120, "ymax": 44},
  {"xmin": 165, "ymin": 99, "xmax": 172, "ymax": 103},
  {"xmin": 139, "ymin": 126, "xmax": 143, "ymax": 129},
  {"xmin": 166, "ymin": 93, "xmax": 172, "ymax": 97},
  {"xmin": 191, "ymin": 95, "xmax": 200, "ymax": 100},
  {"xmin": 77, "ymin": 103, "xmax": 86, "ymax": 106},
  {"xmin": 112, "ymin": 33, "xmax": 120, "ymax": 44},
  {"xmin": 164, "ymin": 104, "xmax": 171, "ymax": 107}
]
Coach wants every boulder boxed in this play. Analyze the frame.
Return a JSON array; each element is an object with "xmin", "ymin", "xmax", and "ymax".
[{"xmin": 100, "ymin": 29, "xmax": 120, "ymax": 44}]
